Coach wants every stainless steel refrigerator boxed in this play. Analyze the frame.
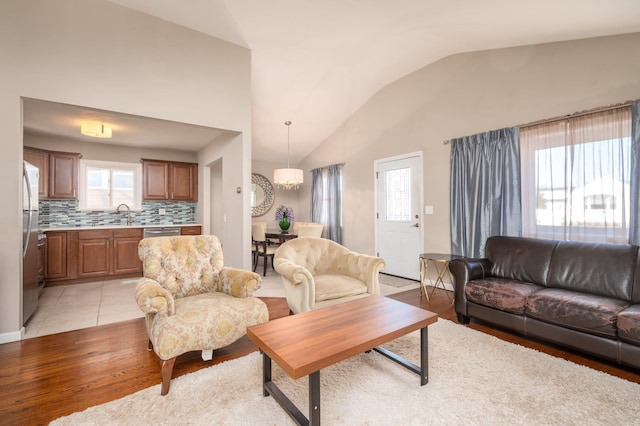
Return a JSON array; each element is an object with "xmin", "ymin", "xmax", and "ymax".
[{"xmin": 23, "ymin": 161, "xmax": 39, "ymax": 325}]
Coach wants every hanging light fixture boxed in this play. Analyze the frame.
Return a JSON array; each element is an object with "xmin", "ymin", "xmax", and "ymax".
[
  {"xmin": 81, "ymin": 122, "xmax": 112, "ymax": 138},
  {"xmin": 274, "ymin": 121, "xmax": 303, "ymax": 190}
]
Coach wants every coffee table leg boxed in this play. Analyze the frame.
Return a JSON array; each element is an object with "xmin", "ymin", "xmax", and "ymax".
[
  {"xmin": 309, "ymin": 371, "xmax": 320, "ymax": 425},
  {"xmin": 420, "ymin": 326, "xmax": 428, "ymax": 385},
  {"xmin": 262, "ymin": 352, "xmax": 272, "ymax": 396}
]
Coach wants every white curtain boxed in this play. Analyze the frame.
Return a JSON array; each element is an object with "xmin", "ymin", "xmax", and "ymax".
[{"xmin": 520, "ymin": 106, "xmax": 631, "ymax": 243}]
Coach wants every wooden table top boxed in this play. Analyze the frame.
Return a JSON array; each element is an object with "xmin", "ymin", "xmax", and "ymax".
[{"xmin": 246, "ymin": 295, "xmax": 438, "ymax": 379}]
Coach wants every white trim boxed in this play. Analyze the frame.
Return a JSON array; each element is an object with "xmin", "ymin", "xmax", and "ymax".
[
  {"xmin": 0, "ymin": 328, "xmax": 24, "ymax": 344},
  {"xmin": 78, "ymin": 159, "xmax": 142, "ymax": 211}
]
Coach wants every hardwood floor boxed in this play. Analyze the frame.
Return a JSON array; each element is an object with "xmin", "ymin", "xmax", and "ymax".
[{"xmin": 1, "ymin": 289, "xmax": 638, "ymax": 425}]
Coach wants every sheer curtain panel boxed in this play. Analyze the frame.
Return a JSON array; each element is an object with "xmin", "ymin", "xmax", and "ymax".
[
  {"xmin": 520, "ymin": 106, "xmax": 632, "ymax": 244},
  {"xmin": 628, "ymin": 100, "xmax": 640, "ymax": 245}
]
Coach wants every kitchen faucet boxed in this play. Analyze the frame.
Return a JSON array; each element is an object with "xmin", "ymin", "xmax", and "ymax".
[{"xmin": 115, "ymin": 203, "xmax": 133, "ymax": 226}]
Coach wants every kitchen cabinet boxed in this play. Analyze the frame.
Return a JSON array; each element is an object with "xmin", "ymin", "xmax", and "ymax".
[
  {"xmin": 44, "ymin": 231, "xmax": 69, "ymax": 280},
  {"xmin": 23, "ymin": 147, "xmax": 80, "ymax": 200},
  {"xmin": 142, "ymin": 159, "xmax": 198, "ymax": 201},
  {"xmin": 49, "ymin": 151, "xmax": 80, "ymax": 199},
  {"xmin": 180, "ymin": 225, "xmax": 202, "ymax": 235},
  {"xmin": 112, "ymin": 228, "xmax": 143, "ymax": 274},
  {"xmin": 23, "ymin": 147, "xmax": 49, "ymax": 198},
  {"xmin": 77, "ymin": 229, "xmax": 110, "ymax": 278},
  {"xmin": 45, "ymin": 227, "xmax": 143, "ymax": 285}
]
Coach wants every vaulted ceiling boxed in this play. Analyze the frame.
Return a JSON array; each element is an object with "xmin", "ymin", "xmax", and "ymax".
[{"xmin": 25, "ymin": 1, "xmax": 640, "ymax": 163}]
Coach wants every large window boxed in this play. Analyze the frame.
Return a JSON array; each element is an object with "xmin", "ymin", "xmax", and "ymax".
[
  {"xmin": 79, "ymin": 160, "xmax": 142, "ymax": 210},
  {"xmin": 520, "ymin": 106, "xmax": 631, "ymax": 243}
]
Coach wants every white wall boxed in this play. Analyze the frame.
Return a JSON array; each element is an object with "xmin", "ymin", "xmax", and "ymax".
[
  {"xmin": 298, "ymin": 33, "xmax": 640, "ymax": 256},
  {"xmin": 0, "ymin": 0, "xmax": 251, "ymax": 340},
  {"xmin": 198, "ymin": 132, "xmax": 249, "ymax": 268}
]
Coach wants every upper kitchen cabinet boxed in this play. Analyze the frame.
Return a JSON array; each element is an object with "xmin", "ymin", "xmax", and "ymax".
[
  {"xmin": 23, "ymin": 147, "xmax": 80, "ymax": 200},
  {"xmin": 23, "ymin": 146, "xmax": 49, "ymax": 198},
  {"xmin": 142, "ymin": 159, "xmax": 198, "ymax": 202},
  {"xmin": 49, "ymin": 151, "xmax": 80, "ymax": 199}
]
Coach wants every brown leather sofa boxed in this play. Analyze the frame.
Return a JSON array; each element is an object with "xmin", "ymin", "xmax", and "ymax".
[{"xmin": 449, "ymin": 236, "xmax": 640, "ymax": 370}]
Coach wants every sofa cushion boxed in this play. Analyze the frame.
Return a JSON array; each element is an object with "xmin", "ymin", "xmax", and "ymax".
[
  {"xmin": 314, "ymin": 274, "xmax": 368, "ymax": 302},
  {"xmin": 525, "ymin": 288, "xmax": 630, "ymax": 339},
  {"xmin": 485, "ymin": 236, "xmax": 556, "ymax": 285},
  {"xmin": 618, "ymin": 305, "xmax": 640, "ymax": 345},
  {"xmin": 546, "ymin": 241, "xmax": 637, "ymax": 300},
  {"xmin": 465, "ymin": 277, "xmax": 543, "ymax": 315}
]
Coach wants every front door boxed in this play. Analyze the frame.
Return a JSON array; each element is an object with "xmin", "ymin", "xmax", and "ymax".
[{"xmin": 375, "ymin": 153, "xmax": 423, "ymax": 280}]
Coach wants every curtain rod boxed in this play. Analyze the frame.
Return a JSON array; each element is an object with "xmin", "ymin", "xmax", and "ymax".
[
  {"xmin": 519, "ymin": 100, "xmax": 635, "ymax": 129},
  {"xmin": 310, "ymin": 162, "xmax": 345, "ymax": 172},
  {"xmin": 443, "ymin": 99, "xmax": 637, "ymax": 144}
]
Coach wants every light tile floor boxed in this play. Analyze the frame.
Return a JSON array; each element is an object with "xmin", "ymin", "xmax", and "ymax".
[
  {"xmin": 24, "ymin": 278, "xmax": 144, "ymax": 339},
  {"xmin": 23, "ymin": 271, "xmax": 420, "ymax": 339}
]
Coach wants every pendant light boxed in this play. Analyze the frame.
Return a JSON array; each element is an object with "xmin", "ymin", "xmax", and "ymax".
[{"xmin": 274, "ymin": 121, "xmax": 303, "ymax": 190}]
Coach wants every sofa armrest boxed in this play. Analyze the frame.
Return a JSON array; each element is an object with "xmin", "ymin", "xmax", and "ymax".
[
  {"xmin": 217, "ymin": 267, "xmax": 262, "ymax": 298},
  {"xmin": 135, "ymin": 277, "xmax": 175, "ymax": 316},
  {"xmin": 274, "ymin": 257, "xmax": 315, "ymax": 313},
  {"xmin": 448, "ymin": 258, "xmax": 491, "ymax": 318}
]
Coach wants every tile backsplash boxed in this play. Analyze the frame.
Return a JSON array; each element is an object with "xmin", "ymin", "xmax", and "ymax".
[{"xmin": 40, "ymin": 200, "xmax": 196, "ymax": 229}]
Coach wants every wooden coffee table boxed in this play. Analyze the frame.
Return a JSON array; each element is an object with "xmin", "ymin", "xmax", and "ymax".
[{"xmin": 247, "ymin": 295, "xmax": 438, "ymax": 425}]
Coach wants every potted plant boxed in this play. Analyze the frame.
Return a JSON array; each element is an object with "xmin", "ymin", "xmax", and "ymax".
[{"xmin": 275, "ymin": 205, "xmax": 294, "ymax": 233}]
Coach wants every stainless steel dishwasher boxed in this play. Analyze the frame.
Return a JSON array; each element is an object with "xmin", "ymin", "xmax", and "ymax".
[{"xmin": 143, "ymin": 226, "xmax": 182, "ymax": 238}]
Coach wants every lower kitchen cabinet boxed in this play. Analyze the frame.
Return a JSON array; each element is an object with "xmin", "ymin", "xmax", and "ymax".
[
  {"xmin": 180, "ymin": 225, "xmax": 202, "ymax": 235},
  {"xmin": 45, "ymin": 228, "xmax": 143, "ymax": 286},
  {"xmin": 78, "ymin": 229, "xmax": 110, "ymax": 278},
  {"xmin": 44, "ymin": 231, "xmax": 68, "ymax": 280},
  {"xmin": 112, "ymin": 228, "xmax": 144, "ymax": 274}
]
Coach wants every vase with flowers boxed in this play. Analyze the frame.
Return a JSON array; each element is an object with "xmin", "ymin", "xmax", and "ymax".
[{"xmin": 275, "ymin": 204, "xmax": 294, "ymax": 233}]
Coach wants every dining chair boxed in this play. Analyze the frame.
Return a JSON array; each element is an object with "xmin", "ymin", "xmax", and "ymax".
[
  {"xmin": 296, "ymin": 223, "xmax": 324, "ymax": 238},
  {"xmin": 252, "ymin": 222, "xmax": 278, "ymax": 276}
]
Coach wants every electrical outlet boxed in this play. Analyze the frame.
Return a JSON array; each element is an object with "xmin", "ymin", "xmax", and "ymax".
[{"xmin": 159, "ymin": 208, "xmax": 166, "ymax": 215}]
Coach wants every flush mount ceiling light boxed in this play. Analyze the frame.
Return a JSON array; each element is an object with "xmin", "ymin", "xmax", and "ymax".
[
  {"xmin": 274, "ymin": 121, "xmax": 303, "ymax": 190},
  {"xmin": 81, "ymin": 122, "xmax": 112, "ymax": 138}
]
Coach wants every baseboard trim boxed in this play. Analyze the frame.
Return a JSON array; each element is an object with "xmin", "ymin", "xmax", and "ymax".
[{"xmin": 0, "ymin": 328, "xmax": 24, "ymax": 344}]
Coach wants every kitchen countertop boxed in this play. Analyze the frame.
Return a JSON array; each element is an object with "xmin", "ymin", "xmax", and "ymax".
[{"xmin": 42, "ymin": 224, "xmax": 202, "ymax": 232}]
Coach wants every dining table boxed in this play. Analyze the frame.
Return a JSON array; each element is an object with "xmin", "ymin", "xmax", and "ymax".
[{"xmin": 264, "ymin": 230, "xmax": 298, "ymax": 244}]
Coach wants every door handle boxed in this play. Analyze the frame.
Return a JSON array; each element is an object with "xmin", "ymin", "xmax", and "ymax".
[{"xmin": 410, "ymin": 223, "xmax": 420, "ymax": 228}]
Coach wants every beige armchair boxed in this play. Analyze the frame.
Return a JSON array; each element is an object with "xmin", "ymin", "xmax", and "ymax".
[
  {"xmin": 135, "ymin": 235, "xmax": 269, "ymax": 395},
  {"xmin": 274, "ymin": 237, "xmax": 386, "ymax": 313}
]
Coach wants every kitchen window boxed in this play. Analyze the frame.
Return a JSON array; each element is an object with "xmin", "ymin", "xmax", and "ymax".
[{"xmin": 79, "ymin": 159, "xmax": 142, "ymax": 210}]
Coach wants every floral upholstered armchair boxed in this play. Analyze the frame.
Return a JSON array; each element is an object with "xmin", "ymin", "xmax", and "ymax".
[
  {"xmin": 274, "ymin": 237, "xmax": 386, "ymax": 314},
  {"xmin": 135, "ymin": 235, "xmax": 269, "ymax": 395}
]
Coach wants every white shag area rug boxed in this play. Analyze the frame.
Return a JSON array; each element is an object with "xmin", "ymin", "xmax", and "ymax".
[{"xmin": 50, "ymin": 319, "xmax": 640, "ymax": 426}]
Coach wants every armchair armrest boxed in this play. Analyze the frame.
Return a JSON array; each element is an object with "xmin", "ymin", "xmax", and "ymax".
[
  {"xmin": 217, "ymin": 267, "xmax": 262, "ymax": 298},
  {"xmin": 135, "ymin": 277, "xmax": 175, "ymax": 316},
  {"xmin": 274, "ymin": 257, "xmax": 315, "ymax": 314},
  {"xmin": 342, "ymin": 252, "xmax": 386, "ymax": 294}
]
